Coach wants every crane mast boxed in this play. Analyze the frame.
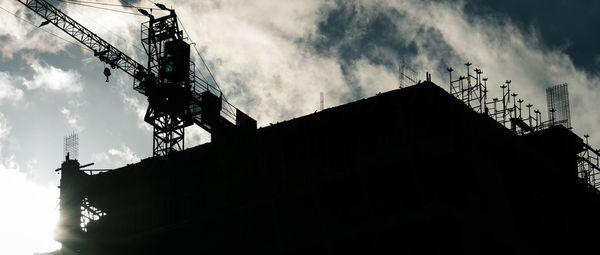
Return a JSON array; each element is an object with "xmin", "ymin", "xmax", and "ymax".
[{"xmin": 16, "ymin": 0, "xmax": 256, "ymax": 156}]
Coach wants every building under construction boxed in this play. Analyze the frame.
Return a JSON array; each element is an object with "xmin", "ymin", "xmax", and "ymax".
[
  {"xmin": 48, "ymin": 80, "xmax": 600, "ymax": 255},
  {"xmin": 15, "ymin": 0, "xmax": 600, "ymax": 254}
]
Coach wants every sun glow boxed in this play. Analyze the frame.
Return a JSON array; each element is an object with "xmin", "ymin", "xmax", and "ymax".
[{"xmin": 0, "ymin": 168, "xmax": 61, "ymax": 255}]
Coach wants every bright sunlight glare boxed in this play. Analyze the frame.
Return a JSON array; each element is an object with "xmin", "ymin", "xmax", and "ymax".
[{"xmin": 0, "ymin": 167, "xmax": 61, "ymax": 255}]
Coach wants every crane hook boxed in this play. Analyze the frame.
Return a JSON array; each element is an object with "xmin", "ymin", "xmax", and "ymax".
[{"xmin": 103, "ymin": 67, "xmax": 111, "ymax": 82}]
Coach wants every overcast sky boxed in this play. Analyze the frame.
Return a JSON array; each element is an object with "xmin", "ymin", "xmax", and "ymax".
[{"xmin": 0, "ymin": 0, "xmax": 599, "ymax": 254}]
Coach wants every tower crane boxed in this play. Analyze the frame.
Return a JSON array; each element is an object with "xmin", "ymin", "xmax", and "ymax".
[{"xmin": 16, "ymin": 0, "xmax": 256, "ymax": 156}]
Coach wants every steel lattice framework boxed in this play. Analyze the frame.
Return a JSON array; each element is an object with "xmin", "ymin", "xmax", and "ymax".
[
  {"xmin": 546, "ymin": 83, "xmax": 571, "ymax": 129},
  {"xmin": 17, "ymin": 0, "xmax": 256, "ymax": 156}
]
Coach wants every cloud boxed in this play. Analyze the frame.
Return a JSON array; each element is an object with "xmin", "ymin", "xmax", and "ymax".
[
  {"xmin": 349, "ymin": 58, "xmax": 400, "ymax": 97},
  {"xmin": 168, "ymin": 0, "xmax": 600, "ymax": 146},
  {"xmin": 22, "ymin": 58, "xmax": 82, "ymax": 93},
  {"xmin": 0, "ymin": 112, "xmax": 11, "ymax": 141},
  {"xmin": 93, "ymin": 144, "xmax": 140, "ymax": 168},
  {"xmin": 184, "ymin": 125, "xmax": 211, "ymax": 148},
  {"xmin": 0, "ymin": 112, "xmax": 22, "ymax": 174},
  {"xmin": 60, "ymin": 107, "xmax": 81, "ymax": 131},
  {"xmin": 171, "ymin": 0, "xmax": 349, "ymax": 125},
  {"xmin": 374, "ymin": 0, "xmax": 600, "ymax": 145},
  {"xmin": 58, "ymin": 1, "xmax": 146, "ymax": 60},
  {"xmin": 121, "ymin": 94, "xmax": 147, "ymax": 129},
  {"xmin": 0, "ymin": 165, "xmax": 60, "ymax": 255},
  {"xmin": 1, "ymin": 0, "xmax": 144, "ymax": 60},
  {"xmin": 8, "ymin": 0, "xmax": 597, "ymax": 147},
  {"xmin": 117, "ymin": 75, "xmax": 151, "ymax": 132},
  {"xmin": 0, "ymin": 72, "xmax": 24, "ymax": 104},
  {"xmin": 0, "ymin": 110, "xmax": 59, "ymax": 255},
  {"xmin": 108, "ymin": 146, "xmax": 140, "ymax": 164},
  {"xmin": 0, "ymin": 0, "xmax": 71, "ymax": 59}
]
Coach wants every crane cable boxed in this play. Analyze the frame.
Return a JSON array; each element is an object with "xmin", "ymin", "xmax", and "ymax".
[
  {"xmin": 54, "ymin": 0, "xmax": 148, "ymax": 62},
  {"xmin": 177, "ymin": 17, "xmax": 228, "ymax": 100},
  {"xmin": 55, "ymin": 0, "xmax": 146, "ymax": 16},
  {"xmin": 177, "ymin": 16, "xmax": 241, "ymax": 119},
  {"xmin": 57, "ymin": 0, "xmax": 158, "ymax": 10}
]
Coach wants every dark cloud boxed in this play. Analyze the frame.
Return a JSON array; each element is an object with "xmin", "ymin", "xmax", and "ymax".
[
  {"xmin": 307, "ymin": 1, "xmax": 462, "ymax": 97},
  {"xmin": 0, "ymin": 49, "xmax": 26, "ymax": 73},
  {"xmin": 309, "ymin": 2, "xmax": 411, "ymax": 97},
  {"xmin": 465, "ymin": 0, "xmax": 600, "ymax": 74},
  {"xmin": 314, "ymin": 2, "xmax": 418, "ymax": 67}
]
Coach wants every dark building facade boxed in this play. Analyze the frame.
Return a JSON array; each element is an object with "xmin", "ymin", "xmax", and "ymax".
[{"xmin": 54, "ymin": 81, "xmax": 600, "ymax": 254}]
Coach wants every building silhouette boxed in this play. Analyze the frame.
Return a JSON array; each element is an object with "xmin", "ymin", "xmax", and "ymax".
[{"xmin": 51, "ymin": 81, "xmax": 600, "ymax": 254}]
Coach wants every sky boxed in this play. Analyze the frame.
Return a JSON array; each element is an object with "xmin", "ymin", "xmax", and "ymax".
[{"xmin": 0, "ymin": 0, "xmax": 599, "ymax": 254}]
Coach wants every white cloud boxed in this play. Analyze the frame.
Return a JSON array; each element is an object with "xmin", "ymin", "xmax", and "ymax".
[
  {"xmin": 0, "ymin": 0, "xmax": 143, "ymax": 60},
  {"xmin": 0, "ymin": 113, "xmax": 19, "ymax": 173},
  {"xmin": 60, "ymin": 107, "xmax": 81, "ymax": 131},
  {"xmin": 22, "ymin": 58, "xmax": 82, "ymax": 93},
  {"xmin": 0, "ymin": 72, "xmax": 24, "ymax": 104},
  {"xmin": 184, "ymin": 125, "xmax": 211, "ymax": 148},
  {"xmin": 93, "ymin": 144, "xmax": 140, "ymax": 168},
  {"xmin": 108, "ymin": 145, "xmax": 139, "ymax": 163},
  {"xmin": 0, "ymin": 0, "xmax": 71, "ymax": 59},
  {"xmin": 118, "ymin": 77, "xmax": 151, "ymax": 132},
  {"xmin": 60, "ymin": 0, "xmax": 145, "ymax": 60},
  {"xmin": 0, "ymin": 166, "xmax": 61, "ymax": 255},
  {"xmin": 0, "ymin": 112, "xmax": 21, "ymax": 174},
  {"xmin": 168, "ymin": 0, "xmax": 348, "ymax": 126},
  {"xmin": 0, "ymin": 112, "xmax": 11, "ymax": 140},
  {"xmin": 0, "ymin": 111, "xmax": 60, "ymax": 254},
  {"xmin": 353, "ymin": 58, "xmax": 401, "ymax": 96}
]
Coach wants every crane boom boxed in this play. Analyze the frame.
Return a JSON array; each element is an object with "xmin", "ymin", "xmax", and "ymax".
[
  {"xmin": 16, "ymin": 0, "xmax": 148, "ymax": 93},
  {"xmin": 16, "ymin": 0, "xmax": 257, "ymax": 156}
]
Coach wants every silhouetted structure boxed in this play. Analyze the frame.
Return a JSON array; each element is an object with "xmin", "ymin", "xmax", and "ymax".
[
  {"xmin": 18, "ymin": 0, "xmax": 256, "ymax": 157},
  {"xmin": 52, "ymin": 81, "xmax": 600, "ymax": 254},
  {"xmin": 546, "ymin": 83, "xmax": 571, "ymax": 128},
  {"xmin": 398, "ymin": 59, "xmax": 419, "ymax": 88}
]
